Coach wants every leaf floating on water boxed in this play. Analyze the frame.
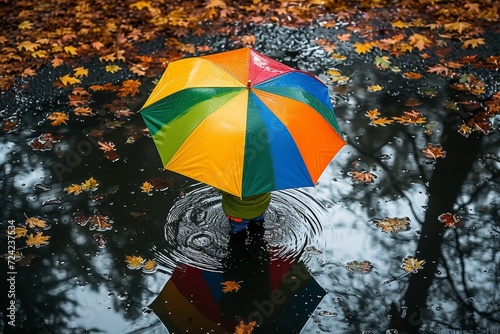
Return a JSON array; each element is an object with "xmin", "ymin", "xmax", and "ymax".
[
  {"xmin": 81, "ymin": 177, "xmax": 99, "ymax": 191},
  {"xmin": 345, "ymin": 260, "xmax": 373, "ymax": 274},
  {"xmin": 93, "ymin": 233, "xmax": 108, "ymax": 248},
  {"xmin": 402, "ymin": 256, "xmax": 425, "ymax": 273},
  {"xmin": 222, "ymin": 280, "xmax": 242, "ymax": 293},
  {"xmin": 125, "ymin": 255, "xmax": 144, "ymax": 270},
  {"xmin": 26, "ymin": 232, "xmax": 50, "ymax": 248},
  {"xmin": 371, "ymin": 217, "xmax": 411, "ymax": 235},
  {"xmin": 421, "ymin": 144, "xmax": 446, "ymax": 160},
  {"xmin": 24, "ymin": 213, "xmax": 48, "ymax": 229},
  {"xmin": 141, "ymin": 181, "xmax": 153, "ymax": 194},
  {"xmin": 234, "ymin": 320, "xmax": 256, "ymax": 334},
  {"xmin": 72, "ymin": 211, "xmax": 89, "ymax": 226},
  {"xmin": 65, "ymin": 184, "xmax": 83, "ymax": 195},
  {"xmin": 349, "ymin": 171, "xmax": 377, "ymax": 184},
  {"xmin": 88, "ymin": 214, "xmax": 113, "ymax": 231},
  {"xmin": 438, "ymin": 212, "xmax": 462, "ymax": 228},
  {"xmin": 142, "ymin": 259, "xmax": 158, "ymax": 274}
]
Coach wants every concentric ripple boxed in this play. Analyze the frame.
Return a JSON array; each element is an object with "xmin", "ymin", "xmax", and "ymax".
[{"xmin": 148, "ymin": 183, "xmax": 328, "ymax": 272}]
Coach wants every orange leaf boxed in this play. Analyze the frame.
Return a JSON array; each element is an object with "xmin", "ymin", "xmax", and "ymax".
[
  {"xmin": 371, "ymin": 217, "xmax": 411, "ymax": 235},
  {"xmin": 46, "ymin": 112, "xmax": 69, "ymax": 126},
  {"xmin": 221, "ymin": 280, "xmax": 241, "ymax": 293},
  {"xmin": 365, "ymin": 109, "xmax": 380, "ymax": 120},
  {"xmin": 98, "ymin": 141, "xmax": 116, "ymax": 152},
  {"xmin": 234, "ymin": 321, "xmax": 256, "ymax": 334},
  {"xmin": 349, "ymin": 171, "xmax": 377, "ymax": 183},
  {"xmin": 421, "ymin": 144, "xmax": 446, "ymax": 160},
  {"xmin": 118, "ymin": 79, "xmax": 141, "ymax": 97},
  {"xmin": 403, "ymin": 72, "xmax": 422, "ymax": 79},
  {"xmin": 370, "ymin": 117, "xmax": 394, "ymax": 126}
]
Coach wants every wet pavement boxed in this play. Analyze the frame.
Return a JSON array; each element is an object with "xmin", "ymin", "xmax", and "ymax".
[{"xmin": 1, "ymin": 8, "xmax": 500, "ymax": 334}]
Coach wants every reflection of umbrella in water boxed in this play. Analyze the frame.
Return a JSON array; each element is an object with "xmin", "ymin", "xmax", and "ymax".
[
  {"xmin": 139, "ymin": 47, "xmax": 346, "ymax": 197},
  {"xmin": 149, "ymin": 228, "xmax": 325, "ymax": 333}
]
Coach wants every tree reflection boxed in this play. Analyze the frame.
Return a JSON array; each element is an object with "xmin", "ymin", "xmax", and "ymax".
[{"xmin": 320, "ymin": 57, "xmax": 500, "ymax": 333}]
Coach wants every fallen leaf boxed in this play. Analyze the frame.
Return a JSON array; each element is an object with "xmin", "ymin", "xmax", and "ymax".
[
  {"xmin": 81, "ymin": 177, "xmax": 99, "ymax": 191},
  {"xmin": 26, "ymin": 232, "xmax": 50, "ymax": 248},
  {"xmin": 125, "ymin": 255, "xmax": 144, "ymax": 269},
  {"xmin": 98, "ymin": 141, "xmax": 116, "ymax": 152},
  {"xmin": 234, "ymin": 321, "xmax": 256, "ymax": 334},
  {"xmin": 65, "ymin": 184, "xmax": 83, "ymax": 195},
  {"xmin": 401, "ymin": 256, "xmax": 425, "ymax": 273},
  {"xmin": 15, "ymin": 226, "xmax": 28, "ymax": 238},
  {"xmin": 24, "ymin": 214, "xmax": 48, "ymax": 229},
  {"xmin": 367, "ymin": 84, "xmax": 383, "ymax": 92},
  {"xmin": 438, "ymin": 212, "xmax": 462, "ymax": 228},
  {"xmin": 141, "ymin": 181, "xmax": 153, "ymax": 193},
  {"xmin": 221, "ymin": 280, "xmax": 241, "ymax": 293},
  {"xmin": 345, "ymin": 260, "xmax": 373, "ymax": 274},
  {"xmin": 46, "ymin": 112, "xmax": 69, "ymax": 126},
  {"xmin": 371, "ymin": 217, "xmax": 411, "ymax": 235},
  {"xmin": 421, "ymin": 144, "xmax": 446, "ymax": 160},
  {"xmin": 349, "ymin": 171, "xmax": 377, "ymax": 183}
]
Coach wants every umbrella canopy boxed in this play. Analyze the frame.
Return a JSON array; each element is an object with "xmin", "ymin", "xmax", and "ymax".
[{"xmin": 140, "ymin": 47, "xmax": 346, "ymax": 197}]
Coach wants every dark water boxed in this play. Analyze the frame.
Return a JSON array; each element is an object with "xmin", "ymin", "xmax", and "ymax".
[{"xmin": 1, "ymin": 24, "xmax": 499, "ymax": 334}]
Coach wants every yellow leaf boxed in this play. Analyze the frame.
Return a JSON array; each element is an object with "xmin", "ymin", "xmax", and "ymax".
[
  {"xmin": 26, "ymin": 232, "xmax": 50, "ymax": 247},
  {"xmin": 141, "ymin": 181, "xmax": 153, "ymax": 193},
  {"xmin": 18, "ymin": 21, "xmax": 33, "ymax": 30},
  {"xmin": 353, "ymin": 42, "xmax": 374, "ymax": 54},
  {"xmin": 125, "ymin": 255, "xmax": 144, "ymax": 269},
  {"xmin": 462, "ymin": 38, "xmax": 485, "ymax": 49},
  {"xmin": 64, "ymin": 46, "xmax": 78, "ymax": 56},
  {"xmin": 367, "ymin": 84, "xmax": 382, "ymax": 92},
  {"xmin": 81, "ymin": 177, "xmax": 99, "ymax": 191},
  {"xmin": 365, "ymin": 109, "xmax": 381, "ymax": 120},
  {"xmin": 392, "ymin": 20, "xmax": 411, "ymax": 29},
  {"xmin": 143, "ymin": 259, "xmax": 158, "ymax": 272},
  {"xmin": 46, "ymin": 112, "xmax": 69, "ymax": 126},
  {"xmin": 60, "ymin": 75, "xmax": 81, "ymax": 86},
  {"xmin": 64, "ymin": 184, "xmax": 83, "ymax": 195},
  {"xmin": 31, "ymin": 50, "xmax": 48, "ymax": 58},
  {"xmin": 15, "ymin": 226, "xmax": 28, "ymax": 238},
  {"xmin": 221, "ymin": 280, "xmax": 241, "ymax": 293},
  {"xmin": 74, "ymin": 67, "xmax": 89, "ymax": 78},
  {"xmin": 24, "ymin": 214, "xmax": 48, "ymax": 229},
  {"xmin": 106, "ymin": 65, "xmax": 121, "ymax": 73},
  {"xmin": 17, "ymin": 41, "xmax": 40, "ymax": 52},
  {"xmin": 444, "ymin": 21, "xmax": 471, "ymax": 34},
  {"xmin": 129, "ymin": 1, "xmax": 152, "ymax": 10},
  {"xmin": 402, "ymin": 256, "xmax": 425, "ymax": 273}
]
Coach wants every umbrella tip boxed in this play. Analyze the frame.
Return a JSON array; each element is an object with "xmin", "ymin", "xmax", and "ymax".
[{"xmin": 247, "ymin": 80, "xmax": 251, "ymax": 90}]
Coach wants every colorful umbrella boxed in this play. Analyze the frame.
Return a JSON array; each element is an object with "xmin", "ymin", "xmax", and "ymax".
[
  {"xmin": 149, "ymin": 258, "xmax": 325, "ymax": 334},
  {"xmin": 140, "ymin": 47, "xmax": 346, "ymax": 197}
]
